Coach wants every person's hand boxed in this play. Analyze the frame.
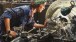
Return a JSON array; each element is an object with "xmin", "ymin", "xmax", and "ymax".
[
  {"xmin": 9, "ymin": 31, "xmax": 17, "ymax": 37},
  {"xmin": 44, "ymin": 19, "xmax": 49, "ymax": 27}
]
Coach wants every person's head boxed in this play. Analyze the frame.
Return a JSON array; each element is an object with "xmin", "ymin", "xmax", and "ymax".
[
  {"xmin": 31, "ymin": 0, "xmax": 47, "ymax": 13},
  {"xmin": 36, "ymin": 2, "xmax": 47, "ymax": 12}
]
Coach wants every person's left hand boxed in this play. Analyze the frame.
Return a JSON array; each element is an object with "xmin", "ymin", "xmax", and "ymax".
[{"xmin": 44, "ymin": 19, "xmax": 49, "ymax": 27}]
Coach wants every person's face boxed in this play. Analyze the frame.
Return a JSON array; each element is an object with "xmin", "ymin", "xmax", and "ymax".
[{"xmin": 38, "ymin": 2, "xmax": 46, "ymax": 12}]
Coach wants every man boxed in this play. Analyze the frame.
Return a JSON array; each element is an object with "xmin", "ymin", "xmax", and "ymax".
[{"xmin": 0, "ymin": 0, "xmax": 48, "ymax": 39}]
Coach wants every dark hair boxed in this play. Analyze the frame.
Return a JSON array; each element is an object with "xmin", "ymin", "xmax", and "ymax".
[{"xmin": 30, "ymin": 4, "xmax": 40, "ymax": 9}]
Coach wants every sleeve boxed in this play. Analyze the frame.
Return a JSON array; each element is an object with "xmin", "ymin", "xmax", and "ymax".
[{"xmin": 3, "ymin": 10, "xmax": 12, "ymax": 19}]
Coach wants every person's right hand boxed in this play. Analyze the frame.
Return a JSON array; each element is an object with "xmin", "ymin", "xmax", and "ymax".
[{"xmin": 9, "ymin": 31, "xmax": 17, "ymax": 37}]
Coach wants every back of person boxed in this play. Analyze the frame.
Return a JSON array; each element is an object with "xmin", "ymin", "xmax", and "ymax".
[{"xmin": 0, "ymin": 5, "xmax": 30, "ymax": 35}]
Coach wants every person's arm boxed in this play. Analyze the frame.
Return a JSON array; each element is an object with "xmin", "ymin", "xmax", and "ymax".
[
  {"xmin": 4, "ymin": 18, "xmax": 11, "ymax": 32},
  {"xmin": 33, "ymin": 23, "xmax": 45, "ymax": 28},
  {"xmin": 4, "ymin": 18, "xmax": 17, "ymax": 37}
]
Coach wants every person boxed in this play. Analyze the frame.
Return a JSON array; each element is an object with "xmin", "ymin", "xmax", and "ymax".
[{"xmin": 0, "ymin": 0, "xmax": 48, "ymax": 39}]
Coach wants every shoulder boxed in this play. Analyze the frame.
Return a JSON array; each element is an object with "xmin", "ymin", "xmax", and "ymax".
[{"xmin": 19, "ymin": 5, "xmax": 30, "ymax": 10}]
